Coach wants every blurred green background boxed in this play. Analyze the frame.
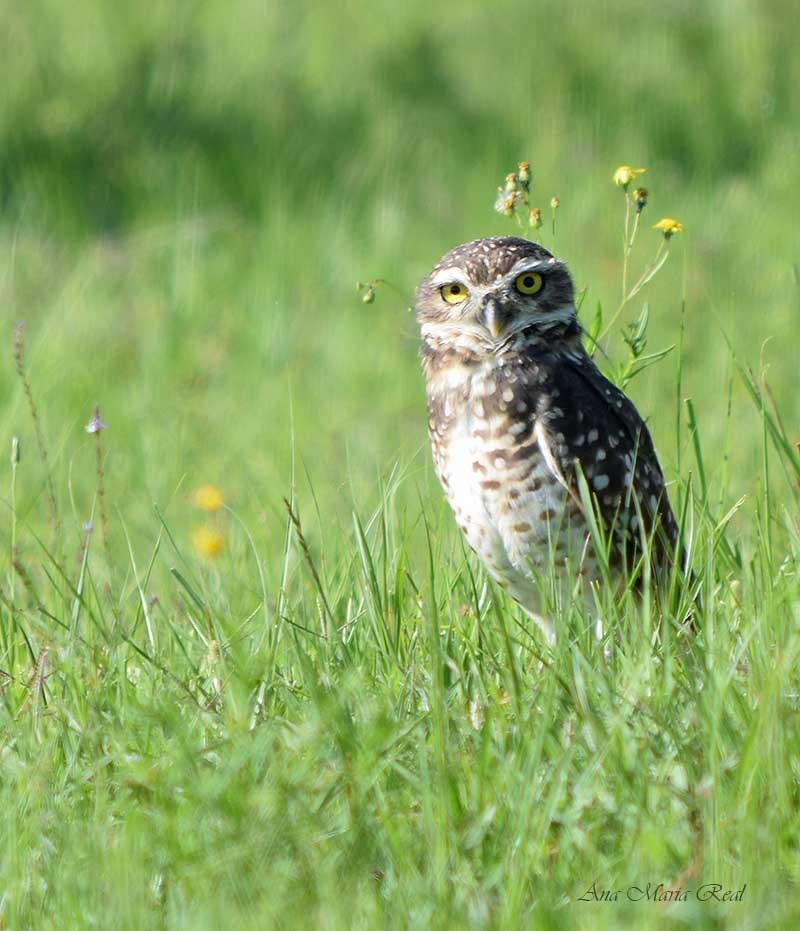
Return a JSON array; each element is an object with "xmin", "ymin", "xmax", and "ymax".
[{"xmin": 1, "ymin": 0, "xmax": 797, "ymax": 547}]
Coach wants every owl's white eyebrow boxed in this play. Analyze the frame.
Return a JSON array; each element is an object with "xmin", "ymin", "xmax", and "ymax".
[
  {"xmin": 430, "ymin": 267, "xmax": 469, "ymax": 286},
  {"xmin": 508, "ymin": 258, "xmax": 561, "ymax": 276}
]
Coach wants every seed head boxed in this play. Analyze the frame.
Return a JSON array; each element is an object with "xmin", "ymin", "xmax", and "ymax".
[
  {"xmin": 494, "ymin": 188, "xmax": 521, "ymax": 217},
  {"xmin": 13, "ymin": 321, "xmax": 24, "ymax": 372},
  {"xmin": 632, "ymin": 187, "xmax": 648, "ymax": 213}
]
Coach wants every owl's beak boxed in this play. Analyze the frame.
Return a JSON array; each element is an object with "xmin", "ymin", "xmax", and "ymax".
[{"xmin": 480, "ymin": 297, "xmax": 507, "ymax": 339}]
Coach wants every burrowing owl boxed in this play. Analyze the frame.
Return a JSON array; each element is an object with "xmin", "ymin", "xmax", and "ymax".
[{"xmin": 416, "ymin": 236, "xmax": 681, "ymax": 640}]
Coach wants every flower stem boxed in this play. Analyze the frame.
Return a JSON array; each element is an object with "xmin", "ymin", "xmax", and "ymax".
[
  {"xmin": 622, "ymin": 193, "xmax": 631, "ymax": 301},
  {"xmin": 601, "ymin": 239, "xmax": 668, "ymax": 341},
  {"xmin": 628, "ymin": 209, "xmax": 641, "ymax": 251}
]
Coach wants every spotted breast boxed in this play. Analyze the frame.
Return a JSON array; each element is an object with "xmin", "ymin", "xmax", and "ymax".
[{"xmin": 426, "ymin": 341, "xmax": 601, "ymax": 632}]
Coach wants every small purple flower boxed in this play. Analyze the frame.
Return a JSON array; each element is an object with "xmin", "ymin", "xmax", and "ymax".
[
  {"xmin": 85, "ymin": 415, "xmax": 107, "ymax": 434},
  {"xmin": 82, "ymin": 521, "xmax": 93, "ymax": 533}
]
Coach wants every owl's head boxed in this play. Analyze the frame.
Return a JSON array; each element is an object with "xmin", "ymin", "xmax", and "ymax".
[{"xmin": 416, "ymin": 237, "xmax": 577, "ymax": 353}]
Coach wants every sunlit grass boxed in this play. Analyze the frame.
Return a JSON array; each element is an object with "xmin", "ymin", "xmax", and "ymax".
[{"xmin": 1, "ymin": 393, "xmax": 799, "ymax": 928}]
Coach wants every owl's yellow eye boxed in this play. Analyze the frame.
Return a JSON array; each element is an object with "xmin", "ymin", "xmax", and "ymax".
[
  {"xmin": 514, "ymin": 271, "xmax": 543, "ymax": 295},
  {"xmin": 441, "ymin": 282, "xmax": 468, "ymax": 304}
]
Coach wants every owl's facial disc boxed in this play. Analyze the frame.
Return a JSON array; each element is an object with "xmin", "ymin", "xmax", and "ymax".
[{"xmin": 417, "ymin": 238, "xmax": 578, "ymax": 350}]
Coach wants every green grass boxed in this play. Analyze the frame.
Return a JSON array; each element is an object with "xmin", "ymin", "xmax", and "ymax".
[{"xmin": 1, "ymin": 1, "xmax": 800, "ymax": 927}]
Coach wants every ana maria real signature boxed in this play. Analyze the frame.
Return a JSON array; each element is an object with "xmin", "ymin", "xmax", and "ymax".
[{"xmin": 578, "ymin": 881, "xmax": 747, "ymax": 904}]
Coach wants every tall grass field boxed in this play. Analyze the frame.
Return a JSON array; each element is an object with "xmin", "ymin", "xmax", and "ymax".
[{"xmin": 1, "ymin": 2, "xmax": 799, "ymax": 928}]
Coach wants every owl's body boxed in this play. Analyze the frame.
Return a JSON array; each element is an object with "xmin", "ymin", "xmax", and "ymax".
[{"xmin": 417, "ymin": 237, "xmax": 680, "ymax": 640}]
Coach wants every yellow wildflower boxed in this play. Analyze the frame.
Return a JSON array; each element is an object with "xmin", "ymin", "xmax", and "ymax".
[
  {"xmin": 191, "ymin": 484, "xmax": 224, "ymax": 512},
  {"xmin": 529, "ymin": 207, "xmax": 542, "ymax": 229},
  {"xmin": 632, "ymin": 187, "xmax": 648, "ymax": 212},
  {"xmin": 653, "ymin": 217, "xmax": 685, "ymax": 239},
  {"xmin": 192, "ymin": 526, "xmax": 223, "ymax": 559},
  {"xmin": 550, "ymin": 196, "xmax": 560, "ymax": 210},
  {"xmin": 613, "ymin": 165, "xmax": 646, "ymax": 189}
]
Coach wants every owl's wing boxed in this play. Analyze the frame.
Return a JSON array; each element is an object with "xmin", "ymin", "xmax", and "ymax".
[{"xmin": 534, "ymin": 350, "xmax": 681, "ymax": 574}]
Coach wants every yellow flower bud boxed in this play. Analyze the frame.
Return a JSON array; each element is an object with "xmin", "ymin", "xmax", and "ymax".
[
  {"xmin": 613, "ymin": 165, "xmax": 646, "ymax": 189},
  {"xmin": 632, "ymin": 187, "xmax": 648, "ymax": 212},
  {"xmin": 529, "ymin": 207, "xmax": 542, "ymax": 229},
  {"xmin": 550, "ymin": 196, "xmax": 560, "ymax": 210}
]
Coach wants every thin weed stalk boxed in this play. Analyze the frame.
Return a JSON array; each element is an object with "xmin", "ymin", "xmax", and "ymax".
[
  {"xmin": 87, "ymin": 404, "xmax": 111, "ymax": 569},
  {"xmin": 10, "ymin": 436, "xmax": 20, "ymax": 601},
  {"xmin": 14, "ymin": 322, "xmax": 60, "ymax": 540}
]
